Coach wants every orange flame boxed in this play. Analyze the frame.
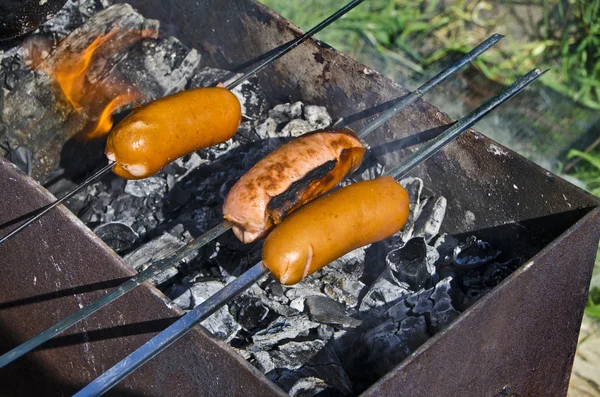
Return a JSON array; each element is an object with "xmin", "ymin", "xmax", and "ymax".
[
  {"xmin": 40, "ymin": 27, "xmax": 147, "ymax": 140},
  {"xmin": 87, "ymin": 91, "xmax": 140, "ymax": 139},
  {"xmin": 52, "ymin": 33, "xmax": 112, "ymax": 110}
]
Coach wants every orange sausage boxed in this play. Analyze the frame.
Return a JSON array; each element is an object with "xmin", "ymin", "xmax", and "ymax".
[
  {"xmin": 105, "ymin": 87, "xmax": 241, "ymax": 179},
  {"xmin": 262, "ymin": 176, "xmax": 410, "ymax": 285}
]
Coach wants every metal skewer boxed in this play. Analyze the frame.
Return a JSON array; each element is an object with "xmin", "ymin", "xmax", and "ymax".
[
  {"xmin": 76, "ymin": 68, "xmax": 546, "ymax": 396},
  {"xmin": 0, "ymin": 0, "xmax": 367, "ymax": 247},
  {"xmin": 0, "ymin": 34, "xmax": 503, "ymax": 369}
]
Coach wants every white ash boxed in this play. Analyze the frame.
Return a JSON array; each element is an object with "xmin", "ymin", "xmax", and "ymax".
[
  {"xmin": 117, "ymin": 37, "xmax": 202, "ymax": 100},
  {"xmin": 124, "ymin": 176, "xmax": 167, "ymax": 198},
  {"xmin": 288, "ymin": 377, "xmax": 331, "ymax": 397},
  {"xmin": 170, "ymin": 279, "xmax": 241, "ymax": 342}
]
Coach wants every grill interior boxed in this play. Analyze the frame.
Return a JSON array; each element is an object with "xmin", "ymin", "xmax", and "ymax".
[{"xmin": 0, "ymin": 0, "xmax": 599, "ymax": 395}]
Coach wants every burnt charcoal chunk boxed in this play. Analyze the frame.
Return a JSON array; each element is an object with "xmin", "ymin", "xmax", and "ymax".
[
  {"xmin": 230, "ymin": 296, "xmax": 270, "ymax": 332},
  {"xmin": 361, "ymin": 316, "xmax": 430, "ymax": 378},
  {"xmin": 428, "ymin": 298, "xmax": 460, "ymax": 334},
  {"xmin": 386, "ymin": 237, "xmax": 437, "ymax": 290},
  {"xmin": 359, "ymin": 274, "xmax": 410, "ymax": 317},
  {"xmin": 267, "ymin": 344, "xmax": 352, "ymax": 396},
  {"xmin": 188, "ymin": 67, "xmax": 230, "ymax": 88},
  {"xmin": 171, "ymin": 280, "xmax": 241, "ymax": 341},
  {"xmin": 303, "ymin": 105, "xmax": 332, "ymax": 130},
  {"xmin": 453, "ymin": 235, "xmax": 501, "ymax": 269},
  {"xmin": 5, "ymin": 146, "xmax": 32, "ymax": 174},
  {"xmin": 93, "ymin": 222, "xmax": 138, "ymax": 253},
  {"xmin": 252, "ymin": 314, "xmax": 320, "ymax": 350},
  {"xmin": 124, "ymin": 176, "xmax": 167, "ymax": 198},
  {"xmin": 230, "ymin": 77, "xmax": 267, "ymax": 121},
  {"xmin": 412, "ymin": 196, "xmax": 447, "ymax": 242},
  {"xmin": 269, "ymin": 102, "xmax": 303, "ymax": 124},
  {"xmin": 118, "ymin": 37, "xmax": 200, "ymax": 100},
  {"xmin": 123, "ymin": 229, "xmax": 194, "ymax": 272},
  {"xmin": 305, "ymin": 296, "xmax": 362, "ymax": 328}
]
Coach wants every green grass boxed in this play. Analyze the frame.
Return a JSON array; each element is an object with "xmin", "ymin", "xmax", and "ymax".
[
  {"xmin": 259, "ymin": 0, "xmax": 600, "ymax": 110},
  {"xmin": 564, "ymin": 149, "xmax": 600, "ymax": 319}
]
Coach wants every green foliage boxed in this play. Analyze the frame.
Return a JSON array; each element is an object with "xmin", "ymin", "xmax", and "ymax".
[
  {"xmin": 565, "ymin": 149, "xmax": 600, "ymax": 318},
  {"xmin": 259, "ymin": 0, "xmax": 600, "ymax": 110}
]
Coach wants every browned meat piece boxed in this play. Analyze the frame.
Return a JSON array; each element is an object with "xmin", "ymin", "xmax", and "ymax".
[{"xmin": 223, "ymin": 129, "xmax": 365, "ymax": 243}]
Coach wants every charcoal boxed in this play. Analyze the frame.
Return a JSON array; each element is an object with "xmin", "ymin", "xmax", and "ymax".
[
  {"xmin": 229, "ymin": 295, "xmax": 270, "ymax": 332},
  {"xmin": 288, "ymin": 377, "xmax": 331, "ymax": 397},
  {"xmin": 303, "ymin": 105, "xmax": 333, "ymax": 130},
  {"xmin": 252, "ymin": 314, "xmax": 321, "ymax": 350},
  {"xmin": 398, "ymin": 177, "xmax": 424, "ymax": 243},
  {"xmin": 2, "ymin": 4, "xmax": 158, "ymax": 180},
  {"xmin": 284, "ymin": 287, "xmax": 326, "ymax": 302},
  {"xmin": 284, "ymin": 287, "xmax": 325, "ymax": 312},
  {"xmin": 385, "ymin": 299, "xmax": 411, "ymax": 323},
  {"xmin": 305, "ymin": 296, "xmax": 362, "ymax": 328},
  {"xmin": 453, "ymin": 235, "xmax": 501, "ymax": 269},
  {"xmin": 5, "ymin": 146, "xmax": 32, "ymax": 175},
  {"xmin": 124, "ymin": 176, "xmax": 167, "ymax": 198},
  {"xmin": 252, "ymin": 350, "xmax": 276, "ymax": 373},
  {"xmin": 93, "ymin": 222, "xmax": 138, "ymax": 254},
  {"xmin": 386, "ymin": 238, "xmax": 438, "ymax": 290},
  {"xmin": 117, "ymin": 36, "xmax": 200, "ymax": 100},
  {"xmin": 428, "ymin": 297, "xmax": 460, "ymax": 334},
  {"xmin": 429, "ymin": 276, "xmax": 454, "ymax": 304},
  {"xmin": 230, "ymin": 78, "xmax": 267, "ymax": 121},
  {"xmin": 188, "ymin": 67, "xmax": 229, "ymax": 88},
  {"xmin": 270, "ymin": 340, "xmax": 327, "ymax": 370},
  {"xmin": 268, "ymin": 344, "xmax": 352, "ymax": 396},
  {"xmin": 282, "ymin": 119, "xmax": 313, "ymax": 137},
  {"xmin": 302, "ymin": 248, "xmax": 367, "ymax": 308},
  {"xmin": 432, "ymin": 233, "xmax": 460, "ymax": 267},
  {"xmin": 359, "ymin": 274, "xmax": 411, "ymax": 317},
  {"xmin": 268, "ymin": 101, "xmax": 304, "ymax": 125},
  {"xmin": 123, "ymin": 228, "xmax": 194, "ymax": 272},
  {"xmin": 361, "ymin": 316, "xmax": 429, "ymax": 377},
  {"xmin": 412, "ymin": 196, "xmax": 447, "ymax": 242},
  {"xmin": 39, "ymin": 1, "xmax": 85, "ymax": 37},
  {"xmin": 255, "ymin": 117, "xmax": 281, "ymax": 140},
  {"xmin": 411, "ymin": 290, "xmax": 433, "ymax": 316},
  {"xmin": 171, "ymin": 280, "xmax": 241, "ymax": 341}
]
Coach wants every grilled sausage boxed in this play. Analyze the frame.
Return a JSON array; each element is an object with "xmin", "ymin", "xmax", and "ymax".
[
  {"xmin": 262, "ymin": 176, "xmax": 410, "ymax": 285},
  {"xmin": 223, "ymin": 129, "xmax": 365, "ymax": 243},
  {"xmin": 105, "ymin": 87, "xmax": 241, "ymax": 179}
]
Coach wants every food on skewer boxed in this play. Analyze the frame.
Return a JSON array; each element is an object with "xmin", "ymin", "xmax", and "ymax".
[
  {"xmin": 223, "ymin": 129, "xmax": 365, "ymax": 243},
  {"xmin": 105, "ymin": 87, "xmax": 242, "ymax": 179},
  {"xmin": 262, "ymin": 176, "xmax": 410, "ymax": 284}
]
